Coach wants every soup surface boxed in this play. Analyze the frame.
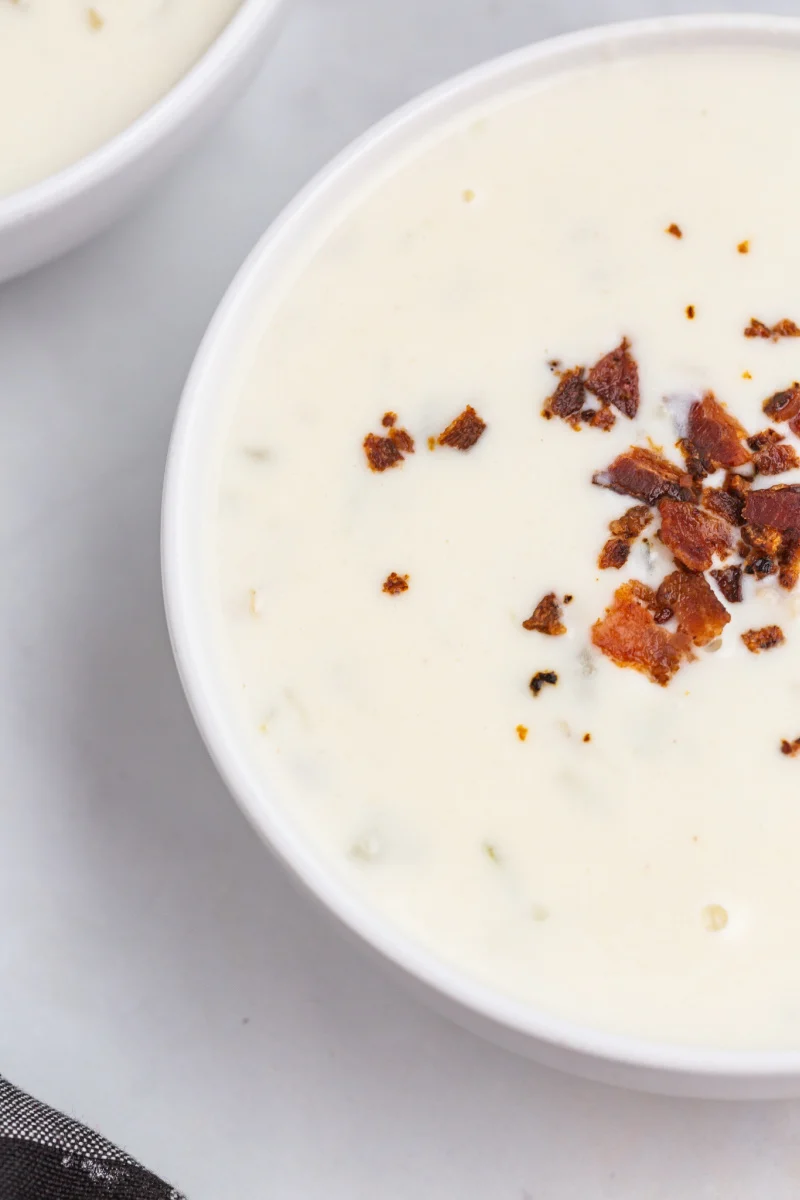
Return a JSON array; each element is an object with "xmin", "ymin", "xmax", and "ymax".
[
  {"xmin": 0, "ymin": 0, "xmax": 242, "ymax": 196},
  {"xmin": 211, "ymin": 46, "xmax": 800, "ymax": 1048}
]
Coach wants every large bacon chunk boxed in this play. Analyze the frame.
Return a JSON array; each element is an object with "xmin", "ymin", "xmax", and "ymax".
[
  {"xmin": 744, "ymin": 484, "xmax": 800, "ymax": 531},
  {"xmin": 591, "ymin": 581, "xmax": 690, "ymax": 686},
  {"xmin": 585, "ymin": 338, "xmax": 640, "ymax": 418},
  {"xmin": 655, "ymin": 570, "xmax": 731, "ymax": 647},
  {"xmin": 593, "ymin": 447, "xmax": 695, "ymax": 506},
  {"xmin": 658, "ymin": 499, "xmax": 733, "ymax": 572},
  {"xmin": 684, "ymin": 393, "xmax": 751, "ymax": 471}
]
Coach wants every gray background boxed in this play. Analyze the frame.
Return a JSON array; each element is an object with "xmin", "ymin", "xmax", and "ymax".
[{"xmin": 4, "ymin": 1, "xmax": 800, "ymax": 1196}]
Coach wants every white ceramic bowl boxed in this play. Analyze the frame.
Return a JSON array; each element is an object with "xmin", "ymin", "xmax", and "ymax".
[
  {"xmin": 163, "ymin": 13, "xmax": 800, "ymax": 1100},
  {"xmin": 0, "ymin": 0, "xmax": 287, "ymax": 284}
]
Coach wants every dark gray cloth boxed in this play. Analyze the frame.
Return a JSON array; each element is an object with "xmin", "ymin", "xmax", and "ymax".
[{"xmin": 0, "ymin": 1076, "xmax": 183, "ymax": 1199}]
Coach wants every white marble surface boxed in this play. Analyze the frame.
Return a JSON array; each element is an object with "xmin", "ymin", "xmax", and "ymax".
[{"xmin": 4, "ymin": 1, "xmax": 800, "ymax": 1196}]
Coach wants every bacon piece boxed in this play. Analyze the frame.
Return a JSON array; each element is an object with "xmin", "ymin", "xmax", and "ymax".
[
  {"xmin": 666, "ymin": 223, "xmax": 683, "ymax": 238},
  {"xmin": 781, "ymin": 737, "xmax": 800, "ymax": 757},
  {"xmin": 588, "ymin": 405, "xmax": 616, "ymax": 432},
  {"xmin": 382, "ymin": 572, "xmax": 409, "ymax": 594},
  {"xmin": 593, "ymin": 447, "xmax": 695, "ymax": 505},
  {"xmin": 438, "ymin": 405, "xmax": 486, "ymax": 450},
  {"xmin": 543, "ymin": 367, "xmax": 585, "ymax": 425},
  {"xmin": 585, "ymin": 338, "xmax": 639, "ymax": 418},
  {"xmin": 598, "ymin": 538, "xmax": 630, "ymax": 569},
  {"xmin": 745, "ymin": 318, "xmax": 773, "ymax": 339},
  {"xmin": 702, "ymin": 488, "xmax": 743, "ymax": 526},
  {"xmin": 741, "ymin": 626, "xmax": 785, "ymax": 654},
  {"xmin": 655, "ymin": 569, "xmax": 731, "ymax": 647},
  {"xmin": 779, "ymin": 530, "xmax": 800, "ymax": 591},
  {"xmin": 747, "ymin": 428, "xmax": 784, "ymax": 452},
  {"xmin": 364, "ymin": 432, "xmax": 404, "ymax": 472},
  {"xmin": 740, "ymin": 522, "xmax": 781, "ymax": 578},
  {"xmin": 609, "ymin": 504, "xmax": 652, "ymax": 540},
  {"xmin": 745, "ymin": 484, "xmax": 800, "ymax": 531},
  {"xmin": 522, "ymin": 592, "xmax": 566, "ymax": 636},
  {"xmin": 754, "ymin": 441, "xmax": 800, "ymax": 476},
  {"xmin": 529, "ymin": 670, "xmax": 558, "ymax": 696},
  {"xmin": 711, "ymin": 564, "xmax": 743, "ymax": 604},
  {"xmin": 684, "ymin": 393, "xmax": 750, "ymax": 471},
  {"xmin": 677, "ymin": 437, "xmax": 709, "ymax": 481},
  {"xmin": 763, "ymin": 384, "xmax": 800, "ymax": 425},
  {"xmin": 658, "ymin": 498, "xmax": 733, "ymax": 572},
  {"xmin": 745, "ymin": 318, "xmax": 800, "ymax": 340},
  {"xmin": 591, "ymin": 581, "xmax": 691, "ymax": 686},
  {"xmin": 381, "ymin": 411, "xmax": 397, "ymax": 428},
  {"xmin": 389, "ymin": 427, "xmax": 415, "ymax": 454}
]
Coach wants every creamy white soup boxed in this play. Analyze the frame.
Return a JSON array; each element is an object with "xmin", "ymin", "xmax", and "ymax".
[
  {"xmin": 211, "ymin": 48, "xmax": 800, "ymax": 1049},
  {"xmin": 0, "ymin": 0, "xmax": 242, "ymax": 196}
]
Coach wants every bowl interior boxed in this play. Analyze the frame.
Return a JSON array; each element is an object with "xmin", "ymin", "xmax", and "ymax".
[{"xmin": 163, "ymin": 12, "xmax": 800, "ymax": 1085}]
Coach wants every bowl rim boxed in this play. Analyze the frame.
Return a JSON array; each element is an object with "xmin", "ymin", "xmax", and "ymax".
[
  {"xmin": 163, "ymin": 11, "xmax": 800, "ymax": 1083},
  {"xmin": 0, "ymin": 0, "xmax": 287, "ymax": 229}
]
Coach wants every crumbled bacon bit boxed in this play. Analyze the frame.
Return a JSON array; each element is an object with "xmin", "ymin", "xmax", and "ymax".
[
  {"xmin": 382, "ymin": 572, "xmax": 409, "ymax": 595},
  {"xmin": 678, "ymin": 437, "xmax": 709, "ymax": 481},
  {"xmin": 686, "ymin": 305, "xmax": 696, "ymax": 320},
  {"xmin": 522, "ymin": 592, "xmax": 566, "ymax": 636},
  {"xmin": 582, "ymin": 732, "xmax": 592, "ymax": 743},
  {"xmin": 364, "ymin": 432, "xmax": 404, "ymax": 472},
  {"xmin": 745, "ymin": 318, "xmax": 800, "ymax": 340},
  {"xmin": 702, "ymin": 488, "xmax": 745, "ymax": 527},
  {"xmin": 381, "ymin": 411, "xmax": 397, "ymax": 428},
  {"xmin": 438, "ymin": 405, "xmax": 486, "ymax": 450},
  {"xmin": 389, "ymin": 426, "xmax": 415, "ymax": 454},
  {"xmin": 609, "ymin": 504, "xmax": 653, "ymax": 540},
  {"xmin": 655, "ymin": 569, "xmax": 731, "ymax": 647},
  {"xmin": 754, "ymin": 441, "xmax": 800, "ymax": 476},
  {"xmin": 516, "ymin": 724, "xmax": 528, "ymax": 742},
  {"xmin": 589, "ymin": 405, "xmax": 616, "ymax": 432},
  {"xmin": 711, "ymin": 564, "xmax": 743, "ymax": 604},
  {"xmin": 741, "ymin": 625, "xmax": 785, "ymax": 654},
  {"xmin": 745, "ymin": 318, "xmax": 773, "ymax": 339},
  {"xmin": 745, "ymin": 484, "xmax": 800, "ymax": 531},
  {"xmin": 593, "ymin": 446, "xmax": 695, "ymax": 505},
  {"xmin": 543, "ymin": 366, "xmax": 585, "ymax": 426},
  {"xmin": 685, "ymin": 392, "xmax": 750, "ymax": 471},
  {"xmin": 747, "ymin": 428, "xmax": 783, "ymax": 452},
  {"xmin": 585, "ymin": 337, "xmax": 640, "ymax": 418},
  {"xmin": 591, "ymin": 581, "xmax": 690, "ymax": 686},
  {"xmin": 779, "ymin": 529, "xmax": 800, "ymax": 591},
  {"xmin": 658, "ymin": 498, "xmax": 733, "ymax": 572},
  {"xmin": 763, "ymin": 384, "xmax": 800, "ymax": 425},
  {"xmin": 598, "ymin": 538, "xmax": 631, "ymax": 570},
  {"xmin": 427, "ymin": 436, "xmax": 436, "ymax": 451},
  {"xmin": 738, "ymin": 240, "xmax": 750, "ymax": 254},
  {"xmin": 740, "ymin": 522, "xmax": 781, "ymax": 578},
  {"xmin": 781, "ymin": 737, "xmax": 800, "ymax": 757},
  {"xmin": 743, "ymin": 371, "xmax": 752, "ymax": 380},
  {"xmin": 666, "ymin": 223, "xmax": 683, "ymax": 238},
  {"xmin": 529, "ymin": 670, "xmax": 558, "ymax": 696}
]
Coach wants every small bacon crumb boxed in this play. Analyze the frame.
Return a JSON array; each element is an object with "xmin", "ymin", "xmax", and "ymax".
[
  {"xmin": 543, "ymin": 366, "xmax": 585, "ymax": 425},
  {"xmin": 781, "ymin": 737, "xmax": 800, "ymax": 757},
  {"xmin": 522, "ymin": 592, "xmax": 566, "ymax": 636},
  {"xmin": 438, "ymin": 405, "xmax": 486, "ymax": 450},
  {"xmin": 685, "ymin": 392, "xmax": 751, "ymax": 471},
  {"xmin": 382, "ymin": 572, "xmax": 409, "ymax": 595},
  {"xmin": 655, "ymin": 570, "xmax": 731, "ymax": 647},
  {"xmin": 738, "ymin": 240, "xmax": 750, "ymax": 254},
  {"xmin": 658, "ymin": 498, "xmax": 733, "ymax": 572},
  {"xmin": 779, "ymin": 530, "xmax": 800, "ymax": 591},
  {"xmin": 381, "ymin": 411, "xmax": 397, "ymax": 428},
  {"xmin": 427, "ymin": 436, "xmax": 436, "ymax": 451},
  {"xmin": 529, "ymin": 670, "xmax": 558, "ymax": 696},
  {"xmin": 389, "ymin": 426, "xmax": 415, "ymax": 454},
  {"xmin": 591, "ymin": 581, "xmax": 690, "ymax": 686},
  {"xmin": 516, "ymin": 724, "xmax": 528, "ymax": 742},
  {"xmin": 609, "ymin": 504, "xmax": 653, "ymax": 540},
  {"xmin": 598, "ymin": 538, "xmax": 630, "ymax": 570},
  {"xmin": 582, "ymin": 732, "xmax": 591, "ymax": 743},
  {"xmin": 741, "ymin": 625, "xmax": 785, "ymax": 654},
  {"xmin": 364, "ymin": 432, "xmax": 404, "ymax": 472},
  {"xmin": 585, "ymin": 337, "xmax": 640, "ymax": 419},
  {"xmin": 666, "ymin": 223, "xmax": 683, "ymax": 238},
  {"xmin": 753, "ymin": 441, "xmax": 800, "ymax": 476},
  {"xmin": 747, "ymin": 428, "xmax": 783, "ymax": 452},
  {"xmin": 745, "ymin": 317, "xmax": 800, "ymax": 341},
  {"xmin": 763, "ymin": 383, "xmax": 800, "ymax": 425},
  {"xmin": 745, "ymin": 484, "xmax": 800, "ymax": 531},
  {"xmin": 686, "ymin": 304, "xmax": 695, "ymax": 320},
  {"xmin": 711, "ymin": 564, "xmax": 743, "ymax": 604}
]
